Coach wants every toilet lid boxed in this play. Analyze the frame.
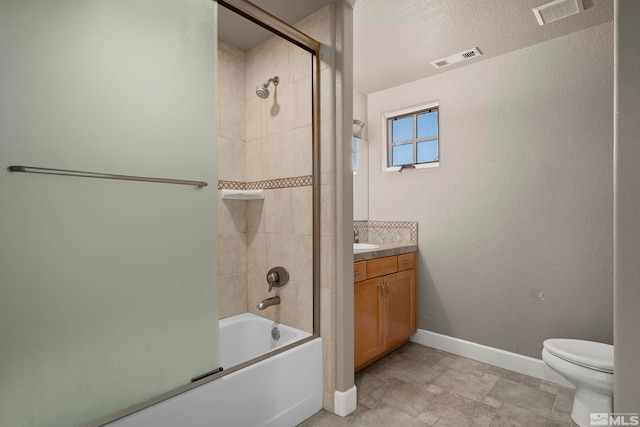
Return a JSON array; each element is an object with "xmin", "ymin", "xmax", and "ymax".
[{"xmin": 544, "ymin": 339, "xmax": 614, "ymax": 373}]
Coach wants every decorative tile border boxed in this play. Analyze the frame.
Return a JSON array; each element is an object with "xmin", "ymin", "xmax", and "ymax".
[
  {"xmin": 354, "ymin": 220, "xmax": 418, "ymax": 245},
  {"xmin": 218, "ymin": 175, "xmax": 312, "ymax": 191}
]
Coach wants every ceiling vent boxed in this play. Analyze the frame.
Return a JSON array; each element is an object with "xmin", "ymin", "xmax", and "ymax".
[
  {"xmin": 431, "ymin": 47, "xmax": 482, "ymax": 69},
  {"xmin": 532, "ymin": 0, "xmax": 584, "ymax": 26}
]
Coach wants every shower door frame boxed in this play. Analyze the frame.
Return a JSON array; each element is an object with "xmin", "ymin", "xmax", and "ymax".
[
  {"xmin": 85, "ymin": 1, "xmax": 321, "ymax": 425},
  {"xmin": 211, "ymin": 0, "xmax": 322, "ymax": 365}
]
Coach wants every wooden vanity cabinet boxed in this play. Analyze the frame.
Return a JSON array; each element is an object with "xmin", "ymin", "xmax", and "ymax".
[{"xmin": 354, "ymin": 252, "xmax": 417, "ymax": 371}]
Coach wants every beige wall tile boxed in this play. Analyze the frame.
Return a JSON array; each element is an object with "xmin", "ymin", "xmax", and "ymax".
[
  {"xmin": 295, "ymin": 4, "xmax": 332, "ymax": 48},
  {"xmin": 320, "ymin": 68, "xmax": 334, "ymax": 122},
  {"xmin": 246, "ymin": 199, "xmax": 265, "ymax": 233},
  {"xmin": 217, "ymin": 136, "xmax": 246, "ymax": 182},
  {"xmin": 292, "ymin": 234, "xmax": 313, "ymax": 286},
  {"xmin": 295, "ymin": 282, "xmax": 314, "ymax": 333},
  {"xmin": 263, "ymin": 130, "xmax": 295, "ymax": 179},
  {"xmin": 218, "ymin": 232, "xmax": 247, "ymax": 276},
  {"xmin": 278, "ymin": 279, "xmax": 298, "ymax": 327},
  {"xmin": 218, "ymin": 96, "xmax": 246, "ymax": 141},
  {"xmin": 245, "ymin": 97, "xmax": 264, "ymax": 143},
  {"xmin": 264, "ymin": 188, "xmax": 293, "ymax": 234},
  {"xmin": 320, "ymin": 286, "xmax": 335, "ymax": 342},
  {"xmin": 291, "ymin": 186, "xmax": 313, "ymax": 236},
  {"xmin": 320, "ymin": 119, "xmax": 334, "ymax": 175},
  {"xmin": 266, "ymin": 82, "xmax": 295, "ymax": 137},
  {"xmin": 265, "ymin": 232, "xmax": 295, "ymax": 269},
  {"xmin": 245, "ymin": 137, "xmax": 265, "ymax": 182},
  {"xmin": 323, "ymin": 339, "xmax": 336, "ymax": 408},
  {"xmin": 218, "ymin": 273, "xmax": 247, "ymax": 319},
  {"xmin": 290, "ymin": 44, "xmax": 313, "ymax": 81},
  {"xmin": 320, "ymin": 186, "xmax": 335, "ymax": 237},
  {"xmin": 246, "ymin": 231, "xmax": 266, "ymax": 275},
  {"xmin": 295, "ymin": 76, "xmax": 313, "ymax": 128},
  {"xmin": 293, "ymin": 126, "xmax": 313, "ymax": 177},
  {"xmin": 218, "ymin": 41, "xmax": 246, "ymax": 103},
  {"xmin": 217, "ymin": 194, "xmax": 247, "ymax": 234}
]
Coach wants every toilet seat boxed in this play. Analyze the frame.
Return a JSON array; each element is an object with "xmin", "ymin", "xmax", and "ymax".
[{"xmin": 543, "ymin": 339, "xmax": 613, "ymax": 374}]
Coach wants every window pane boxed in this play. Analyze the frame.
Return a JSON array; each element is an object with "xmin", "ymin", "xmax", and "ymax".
[
  {"xmin": 392, "ymin": 116, "xmax": 413, "ymax": 142},
  {"xmin": 417, "ymin": 140, "xmax": 439, "ymax": 163},
  {"xmin": 392, "ymin": 144, "xmax": 414, "ymax": 166},
  {"xmin": 417, "ymin": 110, "xmax": 438, "ymax": 138},
  {"xmin": 352, "ymin": 152, "xmax": 357, "ymax": 172},
  {"xmin": 352, "ymin": 137, "xmax": 357, "ymax": 151}
]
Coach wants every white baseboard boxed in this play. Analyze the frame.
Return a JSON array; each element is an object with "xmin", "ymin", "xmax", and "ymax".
[
  {"xmin": 410, "ymin": 329, "xmax": 574, "ymax": 389},
  {"xmin": 333, "ymin": 385, "xmax": 357, "ymax": 417}
]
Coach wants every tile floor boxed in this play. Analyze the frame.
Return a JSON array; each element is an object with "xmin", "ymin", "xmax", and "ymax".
[{"xmin": 299, "ymin": 342, "xmax": 578, "ymax": 427}]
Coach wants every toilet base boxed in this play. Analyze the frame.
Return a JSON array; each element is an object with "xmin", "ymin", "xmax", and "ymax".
[{"xmin": 571, "ymin": 388, "xmax": 613, "ymax": 427}]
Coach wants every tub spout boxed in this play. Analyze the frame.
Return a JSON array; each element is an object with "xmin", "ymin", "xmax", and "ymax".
[{"xmin": 257, "ymin": 296, "xmax": 280, "ymax": 310}]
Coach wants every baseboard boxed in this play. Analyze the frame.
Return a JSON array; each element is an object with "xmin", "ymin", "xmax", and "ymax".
[
  {"xmin": 410, "ymin": 329, "xmax": 574, "ymax": 389},
  {"xmin": 333, "ymin": 385, "xmax": 357, "ymax": 417}
]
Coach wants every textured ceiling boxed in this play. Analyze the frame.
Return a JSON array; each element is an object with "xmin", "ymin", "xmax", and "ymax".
[
  {"xmin": 354, "ymin": 0, "xmax": 613, "ymax": 94},
  {"xmin": 218, "ymin": 0, "xmax": 613, "ymax": 94}
]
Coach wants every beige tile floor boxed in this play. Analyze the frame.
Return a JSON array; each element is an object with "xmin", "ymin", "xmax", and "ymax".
[{"xmin": 299, "ymin": 342, "xmax": 578, "ymax": 427}]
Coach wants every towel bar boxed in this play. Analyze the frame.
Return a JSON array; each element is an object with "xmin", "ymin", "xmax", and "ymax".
[{"xmin": 8, "ymin": 165, "xmax": 208, "ymax": 188}]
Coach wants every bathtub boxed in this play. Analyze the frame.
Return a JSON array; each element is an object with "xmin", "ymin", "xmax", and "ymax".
[
  {"xmin": 219, "ymin": 312, "xmax": 313, "ymax": 368},
  {"xmin": 108, "ymin": 313, "xmax": 322, "ymax": 427}
]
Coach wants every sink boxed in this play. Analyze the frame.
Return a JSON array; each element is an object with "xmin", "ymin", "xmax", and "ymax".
[{"xmin": 353, "ymin": 243, "xmax": 380, "ymax": 250}]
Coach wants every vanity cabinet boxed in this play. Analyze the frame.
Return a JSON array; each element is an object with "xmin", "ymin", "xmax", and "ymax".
[{"xmin": 354, "ymin": 252, "xmax": 417, "ymax": 371}]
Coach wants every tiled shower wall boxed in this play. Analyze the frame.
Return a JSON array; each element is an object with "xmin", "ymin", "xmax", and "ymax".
[
  {"xmin": 217, "ymin": 5, "xmax": 335, "ymax": 411},
  {"xmin": 217, "ymin": 7, "xmax": 332, "ymax": 336},
  {"xmin": 217, "ymin": 41, "xmax": 248, "ymax": 319},
  {"xmin": 217, "ymin": 42, "xmax": 247, "ymax": 319},
  {"xmin": 243, "ymin": 15, "xmax": 315, "ymax": 334}
]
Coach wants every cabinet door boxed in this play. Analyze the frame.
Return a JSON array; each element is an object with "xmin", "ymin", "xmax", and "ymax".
[
  {"xmin": 354, "ymin": 277, "xmax": 384, "ymax": 370},
  {"xmin": 383, "ymin": 269, "xmax": 416, "ymax": 351}
]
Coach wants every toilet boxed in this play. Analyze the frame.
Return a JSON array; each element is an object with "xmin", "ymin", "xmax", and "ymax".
[{"xmin": 542, "ymin": 339, "xmax": 614, "ymax": 427}]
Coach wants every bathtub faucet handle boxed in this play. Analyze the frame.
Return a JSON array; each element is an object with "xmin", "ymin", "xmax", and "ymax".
[
  {"xmin": 266, "ymin": 266, "xmax": 289, "ymax": 292},
  {"xmin": 267, "ymin": 271, "xmax": 279, "ymax": 284}
]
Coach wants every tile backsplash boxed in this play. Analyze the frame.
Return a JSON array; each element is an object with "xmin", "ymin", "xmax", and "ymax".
[{"xmin": 354, "ymin": 220, "xmax": 418, "ymax": 245}]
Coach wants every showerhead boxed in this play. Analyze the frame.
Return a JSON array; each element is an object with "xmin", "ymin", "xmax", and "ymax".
[
  {"xmin": 256, "ymin": 85, "xmax": 269, "ymax": 99},
  {"xmin": 255, "ymin": 76, "xmax": 279, "ymax": 99}
]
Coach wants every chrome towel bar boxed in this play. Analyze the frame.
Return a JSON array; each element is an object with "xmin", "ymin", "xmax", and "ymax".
[{"xmin": 7, "ymin": 165, "xmax": 208, "ymax": 188}]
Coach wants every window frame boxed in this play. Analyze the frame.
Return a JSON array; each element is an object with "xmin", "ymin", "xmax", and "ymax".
[{"xmin": 381, "ymin": 101, "xmax": 440, "ymax": 172}]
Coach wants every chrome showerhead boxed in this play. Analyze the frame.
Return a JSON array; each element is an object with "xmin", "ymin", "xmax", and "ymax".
[
  {"xmin": 255, "ymin": 76, "xmax": 279, "ymax": 99},
  {"xmin": 256, "ymin": 85, "xmax": 269, "ymax": 99}
]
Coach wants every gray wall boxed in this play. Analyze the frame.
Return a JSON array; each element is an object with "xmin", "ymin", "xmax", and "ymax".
[
  {"xmin": 613, "ymin": 0, "xmax": 640, "ymax": 411},
  {"xmin": 367, "ymin": 22, "xmax": 613, "ymax": 359}
]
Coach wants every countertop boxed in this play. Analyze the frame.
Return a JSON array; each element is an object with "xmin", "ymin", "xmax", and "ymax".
[{"xmin": 353, "ymin": 242, "xmax": 418, "ymax": 262}]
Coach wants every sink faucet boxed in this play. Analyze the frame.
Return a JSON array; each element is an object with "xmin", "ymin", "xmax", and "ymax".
[
  {"xmin": 257, "ymin": 296, "xmax": 280, "ymax": 310},
  {"xmin": 354, "ymin": 227, "xmax": 359, "ymax": 243}
]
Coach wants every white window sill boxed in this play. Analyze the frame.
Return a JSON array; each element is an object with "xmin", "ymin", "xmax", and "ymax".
[{"xmin": 383, "ymin": 162, "xmax": 440, "ymax": 173}]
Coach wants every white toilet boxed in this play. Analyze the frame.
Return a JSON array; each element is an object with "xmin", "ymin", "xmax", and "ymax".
[{"xmin": 542, "ymin": 339, "xmax": 614, "ymax": 427}]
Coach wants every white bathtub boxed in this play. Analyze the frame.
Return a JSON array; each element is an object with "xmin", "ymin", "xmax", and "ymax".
[
  {"xmin": 108, "ymin": 313, "xmax": 322, "ymax": 427},
  {"xmin": 219, "ymin": 312, "xmax": 313, "ymax": 368}
]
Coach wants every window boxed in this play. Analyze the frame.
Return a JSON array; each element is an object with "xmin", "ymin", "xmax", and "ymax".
[{"xmin": 383, "ymin": 102, "xmax": 439, "ymax": 171}]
